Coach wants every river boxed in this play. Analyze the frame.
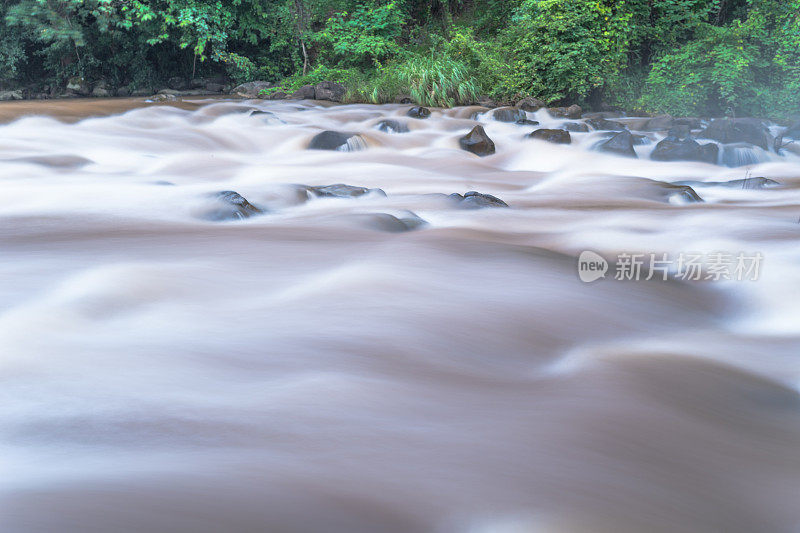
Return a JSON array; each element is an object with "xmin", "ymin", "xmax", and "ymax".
[{"xmin": 1, "ymin": 97, "xmax": 800, "ymax": 533}]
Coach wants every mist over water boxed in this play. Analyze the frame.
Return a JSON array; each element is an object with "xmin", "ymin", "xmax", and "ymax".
[{"xmin": 2, "ymin": 97, "xmax": 800, "ymax": 533}]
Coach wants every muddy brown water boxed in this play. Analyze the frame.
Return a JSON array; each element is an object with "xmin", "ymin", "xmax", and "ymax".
[{"xmin": 1, "ymin": 98, "xmax": 800, "ymax": 533}]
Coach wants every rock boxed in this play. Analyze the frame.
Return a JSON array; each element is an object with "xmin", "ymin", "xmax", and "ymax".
[
  {"xmin": 597, "ymin": 131, "xmax": 638, "ymax": 158},
  {"xmin": 0, "ymin": 90, "xmax": 23, "ymax": 101},
  {"xmin": 131, "ymin": 88, "xmax": 154, "ymax": 97},
  {"xmin": 642, "ymin": 115, "xmax": 674, "ymax": 131},
  {"xmin": 407, "ymin": 106, "xmax": 431, "ymax": 119},
  {"xmin": 700, "ymin": 118, "xmax": 773, "ymax": 150},
  {"xmin": 516, "ymin": 97, "xmax": 545, "ymax": 112},
  {"xmin": 587, "ymin": 117, "xmax": 627, "ymax": 131},
  {"xmin": 290, "ymin": 84, "xmax": 316, "ymax": 100},
  {"xmin": 720, "ymin": 144, "xmax": 769, "ymax": 167},
  {"xmin": 157, "ymin": 88, "xmax": 181, "ymax": 95},
  {"xmin": 563, "ymin": 122, "xmax": 589, "ymax": 132},
  {"xmin": 204, "ymin": 191, "xmax": 264, "ymax": 221},
  {"xmin": 528, "ymin": 128, "xmax": 571, "ymax": 144},
  {"xmin": 651, "ymin": 137, "xmax": 718, "ymax": 164},
  {"xmin": 394, "ymin": 94, "xmax": 413, "ymax": 104},
  {"xmin": 65, "ymin": 76, "xmax": 91, "ymax": 96},
  {"xmin": 782, "ymin": 121, "xmax": 800, "ymax": 139},
  {"xmin": 308, "ymin": 131, "xmax": 366, "ymax": 152},
  {"xmin": 397, "ymin": 211, "xmax": 428, "ymax": 231},
  {"xmin": 583, "ymin": 111, "xmax": 623, "ymax": 119},
  {"xmin": 675, "ymin": 177, "xmax": 780, "ymax": 190},
  {"xmin": 450, "ymin": 191, "xmax": 509, "ymax": 209},
  {"xmin": 116, "ymin": 87, "xmax": 131, "ymax": 97},
  {"xmin": 232, "ymin": 81, "xmax": 273, "ymax": 98},
  {"xmin": 263, "ymin": 91, "xmax": 287, "ymax": 100},
  {"xmin": 314, "ymin": 81, "xmax": 346, "ymax": 102},
  {"xmin": 167, "ymin": 77, "xmax": 189, "ymax": 91},
  {"xmin": 205, "ymin": 82, "xmax": 225, "ymax": 93},
  {"xmin": 459, "ymin": 125, "xmax": 496, "ymax": 157},
  {"xmin": 492, "ymin": 106, "xmax": 526, "ymax": 123},
  {"xmin": 375, "ymin": 119, "xmax": 409, "ymax": 133},
  {"xmin": 306, "ymin": 184, "xmax": 386, "ymax": 198},
  {"xmin": 91, "ymin": 85, "xmax": 112, "ymax": 98},
  {"xmin": 516, "ymin": 119, "xmax": 540, "ymax": 126},
  {"xmin": 663, "ymin": 184, "xmax": 704, "ymax": 203},
  {"xmin": 149, "ymin": 93, "xmax": 178, "ymax": 102},
  {"xmin": 548, "ymin": 104, "xmax": 582, "ymax": 119}
]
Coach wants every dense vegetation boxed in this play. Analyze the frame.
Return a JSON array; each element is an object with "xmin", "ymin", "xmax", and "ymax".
[{"xmin": 1, "ymin": 0, "xmax": 798, "ymax": 117}]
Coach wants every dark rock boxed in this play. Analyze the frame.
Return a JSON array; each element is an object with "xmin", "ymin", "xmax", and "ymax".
[
  {"xmin": 204, "ymin": 191, "xmax": 264, "ymax": 221},
  {"xmin": 720, "ymin": 144, "xmax": 769, "ymax": 167},
  {"xmin": 116, "ymin": 87, "xmax": 131, "ymax": 97},
  {"xmin": 675, "ymin": 177, "xmax": 780, "ymax": 190},
  {"xmin": 563, "ymin": 122, "xmax": 589, "ymax": 132},
  {"xmin": 516, "ymin": 97, "xmax": 546, "ymax": 112},
  {"xmin": 375, "ymin": 119, "xmax": 409, "ymax": 133},
  {"xmin": 395, "ymin": 94, "xmax": 413, "ymax": 104},
  {"xmin": 232, "ymin": 81, "xmax": 274, "ymax": 98},
  {"xmin": 450, "ymin": 191, "xmax": 509, "ymax": 209},
  {"xmin": 205, "ymin": 82, "xmax": 225, "ymax": 93},
  {"xmin": 407, "ymin": 106, "xmax": 431, "ymax": 119},
  {"xmin": 492, "ymin": 106, "xmax": 526, "ymax": 123},
  {"xmin": 290, "ymin": 84, "xmax": 316, "ymax": 100},
  {"xmin": 307, "ymin": 184, "xmax": 386, "ymax": 198},
  {"xmin": 641, "ymin": 115, "xmax": 674, "ymax": 131},
  {"xmin": 700, "ymin": 118, "xmax": 773, "ymax": 150},
  {"xmin": 583, "ymin": 111, "xmax": 623, "ymax": 120},
  {"xmin": 349, "ymin": 213, "xmax": 425, "ymax": 233},
  {"xmin": 314, "ymin": 81, "xmax": 346, "ymax": 102},
  {"xmin": 597, "ymin": 131, "xmax": 638, "ymax": 158},
  {"xmin": 263, "ymin": 91, "xmax": 287, "ymax": 100},
  {"xmin": 65, "ymin": 76, "xmax": 91, "ymax": 96},
  {"xmin": 516, "ymin": 119, "xmax": 540, "ymax": 126},
  {"xmin": 308, "ymin": 131, "xmax": 366, "ymax": 152},
  {"xmin": 783, "ymin": 121, "xmax": 800, "ymax": 139},
  {"xmin": 131, "ymin": 88, "xmax": 154, "ymax": 97},
  {"xmin": 548, "ymin": 105, "xmax": 582, "ymax": 119},
  {"xmin": 631, "ymin": 134, "xmax": 652, "ymax": 146},
  {"xmin": 167, "ymin": 77, "xmax": 189, "ymax": 91},
  {"xmin": 149, "ymin": 93, "xmax": 178, "ymax": 102},
  {"xmin": 397, "ymin": 211, "xmax": 428, "ymax": 231},
  {"xmin": 651, "ymin": 137, "xmax": 718, "ymax": 164},
  {"xmin": 91, "ymin": 82, "xmax": 112, "ymax": 98},
  {"xmin": 663, "ymin": 184, "xmax": 704, "ymax": 203},
  {"xmin": 667, "ymin": 124, "xmax": 692, "ymax": 140},
  {"xmin": 459, "ymin": 125, "xmax": 496, "ymax": 157},
  {"xmin": 528, "ymin": 128, "xmax": 571, "ymax": 144},
  {"xmin": 587, "ymin": 117, "xmax": 627, "ymax": 131}
]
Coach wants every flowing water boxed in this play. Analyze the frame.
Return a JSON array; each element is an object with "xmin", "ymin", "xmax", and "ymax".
[{"xmin": 2, "ymin": 97, "xmax": 800, "ymax": 533}]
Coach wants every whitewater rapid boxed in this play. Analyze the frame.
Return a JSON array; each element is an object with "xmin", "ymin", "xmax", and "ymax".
[{"xmin": 1, "ymin": 97, "xmax": 800, "ymax": 533}]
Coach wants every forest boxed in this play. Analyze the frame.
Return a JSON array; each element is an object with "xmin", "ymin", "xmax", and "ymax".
[{"xmin": 0, "ymin": 0, "xmax": 798, "ymax": 117}]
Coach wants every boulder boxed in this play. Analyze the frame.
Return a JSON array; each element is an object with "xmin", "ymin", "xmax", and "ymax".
[
  {"xmin": 263, "ymin": 91, "xmax": 287, "ymax": 100},
  {"xmin": 407, "ymin": 106, "xmax": 431, "ymax": 119},
  {"xmin": 528, "ymin": 128, "xmax": 571, "ymax": 144},
  {"xmin": 290, "ymin": 84, "xmax": 316, "ymax": 100},
  {"xmin": 563, "ymin": 122, "xmax": 589, "ymax": 133},
  {"xmin": 167, "ymin": 77, "xmax": 189, "ymax": 91},
  {"xmin": 516, "ymin": 119, "xmax": 540, "ymax": 126},
  {"xmin": 0, "ymin": 90, "xmax": 23, "ymax": 101},
  {"xmin": 651, "ymin": 137, "xmax": 719, "ymax": 164},
  {"xmin": 450, "ymin": 191, "xmax": 509, "ymax": 209},
  {"xmin": 375, "ymin": 119, "xmax": 409, "ymax": 133},
  {"xmin": 516, "ymin": 97, "xmax": 545, "ymax": 112},
  {"xmin": 65, "ymin": 76, "xmax": 91, "ymax": 96},
  {"xmin": 149, "ymin": 93, "xmax": 179, "ymax": 102},
  {"xmin": 783, "ymin": 121, "xmax": 800, "ymax": 139},
  {"xmin": 492, "ymin": 106, "xmax": 526, "ymax": 123},
  {"xmin": 663, "ymin": 184, "xmax": 704, "ymax": 203},
  {"xmin": 205, "ymin": 82, "xmax": 225, "ymax": 93},
  {"xmin": 116, "ymin": 87, "xmax": 131, "ymax": 97},
  {"xmin": 394, "ymin": 94, "xmax": 414, "ymax": 104},
  {"xmin": 548, "ymin": 104, "xmax": 582, "ymax": 119},
  {"xmin": 232, "ymin": 81, "xmax": 273, "ymax": 98},
  {"xmin": 308, "ymin": 131, "xmax": 366, "ymax": 152},
  {"xmin": 641, "ymin": 115, "xmax": 674, "ymax": 131},
  {"xmin": 314, "ymin": 81, "xmax": 346, "ymax": 102},
  {"xmin": 306, "ymin": 184, "xmax": 386, "ymax": 198},
  {"xmin": 91, "ymin": 81, "xmax": 112, "ymax": 98},
  {"xmin": 459, "ymin": 125, "xmax": 496, "ymax": 157},
  {"xmin": 700, "ymin": 118, "xmax": 773, "ymax": 150},
  {"xmin": 597, "ymin": 131, "xmax": 638, "ymax": 158},
  {"xmin": 203, "ymin": 191, "xmax": 264, "ymax": 221},
  {"xmin": 587, "ymin": 117, "xmax": 626, "ymax": 131},
  {"xmin": 131, "ymin": 88, "xmax": 154, "ymax": 97}
]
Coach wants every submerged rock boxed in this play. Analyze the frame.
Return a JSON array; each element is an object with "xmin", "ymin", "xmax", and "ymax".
[
  {"xmin": 596, "ymin": 131, "xmax": 638, "ymax": 158},
  {"xmin": 459, "ymin": 125, "xmax": 496, "ymax": 157},
  {"xmin": 308, "ymin": 131, "xmax": 366, "ymax": 152},
  {"xmin": 349, "ymin": 213, "xmax": 427, "ymax": 232},
  {"xmin": 662, "ymin": 184, "xmax": 704, "ymax": 203},
  {"xmin": 407, "ymin": 106, "xmax": 432, "ymax": 119},
  {"xmin": 563, "ymin": 122, "xmax": 589, "ymax": 133},
  {"xmin": 375, "ymin": 119, "xmax": 410, "ymax": 133},
  {"xmin": 528, "ymin": 128, "xmax": 571, "ymax": 144},
  {"xmin": 493, "ymin": 107, "xmax": 526, "ymax": 123},
  {"xmin": 450, "ymin": 191, "xmax": 509, "ymax": 209},
  {"xmin": 675, "ymin": 177, "xmax": 780, "ymax": 190},
  {"xmin": 651, "ymin": 137, "xmax": 719, "ymax": 164},
  {"xmin": 700, "ymin": 118, "xmax": 773, "ymax": 150},
  {"xmin": 203, "ymin": 191, "xmax": 264, "ymax": 221},
  {"xmin": 306, "ymin": 184, "xmax": 386, "ymax": 198},
  {"xmin": 516, "ymin": 119, "xmax": 540, "ymax": 126}
]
